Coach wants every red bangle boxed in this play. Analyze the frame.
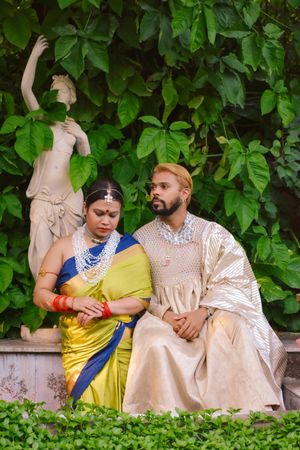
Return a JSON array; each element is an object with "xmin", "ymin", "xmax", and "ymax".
[
  {"xmin": 61, "ymin": 296, "xmax": 69, "ymax": 312},
  {"xmin": 53, "ymin": 295, "xmax": 64, "ymax": 312},
  {"xmin": 102, "ymin": 301, "xmax": 112, "ymax": 319}
]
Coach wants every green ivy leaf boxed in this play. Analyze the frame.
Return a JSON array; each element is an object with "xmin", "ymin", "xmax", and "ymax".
[
  {"xmin": 260, "ymin": 89, "xmax": 277, "ymax": 115},
  {"xmin": 242, "ymin": 34, "xmax": 261, "ymax": 70},
  {"xmin": 204, "ymin": 6, "xmax": 216, "ymax": 45},
  {"xmin": 117, "ymin": 92, "xmax": 140, "ymax": 128},
  {"xmin": 21, "ymin": 304, "xmax": 47, "ymax": 331},
  {"xmin": 169, "ymin": 121, "xmax": 191, "ymax": 131},
  {"xmin": 257, "ymin": 236, "xmax": 272, "ymax": 260},
  {"xmin": 162, "ymin": 78, "xmax": 178, "ymax": 122},
  {"xmin": 271, "ymin": 238, "xmax": 290, "ymax": 271},
  {"xmin": 3, "ymin": 11, "xmax": 31, "ymax": 49},
  {"xmin": 0, "ymin": 295, "xmax": 10, "ymax": 314},
  {"xmin": 224, "ymin": 189, "xmax": 240, "ymax": 217},
  {"xmin": 222, "ymin": 53, "xmax": 247, "ymax": 73},
  {"xmin": 70, "ymin": 155, "xmax": 94, "ymax": 192},
  {"xmin": 60, "ymin": 40, "xmax": 85, "ymax": 80},
  {"xmin": 283, "ymin": 296, "xmax": 300, "ymax": 314},
  {"xmin": 246, "ymin": 152, "xmax": 270, "ymax": 194},
  {"xmin": 0, "ymin": 115, "xmax": 26, "ymax": 134},
  {"xmin": 258, "ymin": 276, "xmax": 289, "ymax": 302},
  {"xmin": 243, "ymin": 2, "xmax": 260, "ymax": 28},
  {"xmin": 222, "ymin": 71, "xmax": 245, "ymax": 107},
  {"xmin": 190, "ymin": 13, "xmax": 206, "ymax": 52},
  {"xmin": 137, "ymin": 127, "xmax": 161, "ymax": 158},
  {"xmin": 155, "ymin": 131, "xmax": 181, "ymax": 163},
  {"xmin": 228, "ymin": 154, "xmax": 245, "ymax": 180},
  {"xmin": 140, "ymin": 11, "xmax": 159, "ymax": 42},
  {"xmin": 7, "ymin": 287, "xmax": 28, "ymax": 309},
  {"xmin": 57, "ymin": 0, "xmax": 78, "ymax": 8},
  {"xmin": 87, "ymin": 0, "xmax": 102, "ymax": 7},
  {"xmin": 55, "ymin": 35, "xmax": 77, "ymax": 61},
  {"xmin": 112, "ymin": 157, "xmax": 136, "ymax": 184},
  {"xmin": 272, "ymin": 256, "xmax": 300, "ymax": 289},
  {"xmin": 0, "ymin": 232, "xmax": 8, "ymax": 256},
  {"xmin": 171, "ymin": 6, "xmax": 192, "ymax": 37},
  {"xmin": 85, "ymin": 40, "xmax": 109, "ymax": 73},
  {"xmin": 3, "ymin": 194, "xmax": 22, "ymax": 219},
  {"xmin": 15, "ymin": 121, "xmax": 49, "ymax": 165},
  {"xmin": 262, "ymin": 41, "xmax": 284, "ymax": 75},
  {"xmin": 108, "ymin": 0, "xmax": 123, "ymax": 16},
  {"xmin": 235, "ymin": 194, "xmax": 258, "ymax": 233},
  {"xmin": 123, "ymin": 205, "xmax": 141, "ymax": 234},
  {"xmin": 0, "ymin": 261, "xmax": 13, "ymax": 294},
  {"xmin": 277, "ymin": 95, "xmax": 295, "ymax": 127},
  {"xmin": 139, "ymin": 116, "xmax": 163, "ymax": 128}
]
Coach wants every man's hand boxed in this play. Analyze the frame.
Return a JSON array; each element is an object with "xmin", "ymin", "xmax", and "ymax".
[
  {"xmin": 162, "ymin": 310, "xmax": 186, "ymax": 334},
  {"xmin": 174, "ymin": 308, "xmax": 208, "ymax": 340}
]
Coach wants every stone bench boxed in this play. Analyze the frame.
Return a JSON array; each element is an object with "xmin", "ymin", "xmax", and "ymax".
[
  {"xmin": 278, "ymin": 333, "xmax": 300, "ymax": 410},
  {"xmin": 0, "ymin": 333, "xmax": 299, "ymax": 411}
]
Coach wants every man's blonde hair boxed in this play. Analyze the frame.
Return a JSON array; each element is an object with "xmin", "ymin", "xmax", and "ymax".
[{"xmin": 153, "ymin": 163, "xmax": 193, "ymax": 205}]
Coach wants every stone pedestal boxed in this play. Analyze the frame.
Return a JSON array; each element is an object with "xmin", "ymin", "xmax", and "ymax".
[{"xmin": 0, "ymin": 340, "xmax": 66, "ymax": 410}]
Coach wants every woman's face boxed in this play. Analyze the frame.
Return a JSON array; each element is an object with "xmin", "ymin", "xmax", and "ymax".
[
  {"xmin": 84, "ymin": 199, "xmax": 121, "ymax": 241},
  {"xmin": 51, "ymin": 81, "xmax": 71, "ymax": 109}
]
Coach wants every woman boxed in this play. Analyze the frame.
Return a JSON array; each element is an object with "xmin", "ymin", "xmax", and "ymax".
[
  {"xmin": 21, "ymin": 35, "xmax": 90, "ymax": 279},
  {"xmin": 34, "ymin": 178, "xmax": 152, "ymax": 410}
]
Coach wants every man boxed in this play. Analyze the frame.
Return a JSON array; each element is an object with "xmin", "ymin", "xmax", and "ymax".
[{"xmin": 123, "ymin": 163, "xmax": 287, "ymax": 413}]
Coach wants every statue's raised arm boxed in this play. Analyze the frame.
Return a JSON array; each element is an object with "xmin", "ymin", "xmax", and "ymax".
[
  {"xmin": 22, "ymin": 36, "xmax": 91, "ymax": 279},
  {"xmin": 21, "ymin": 35, "xmax": 49, "ymax": 111}
]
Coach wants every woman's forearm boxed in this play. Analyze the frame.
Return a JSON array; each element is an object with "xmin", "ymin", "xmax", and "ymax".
[
  {"xmin": 33, "ymin": 288, "xmax": 59, "ymax": 312},
  {"xmin": 107, "ymin": 298, "xmax": 145, "ymax": 315}
]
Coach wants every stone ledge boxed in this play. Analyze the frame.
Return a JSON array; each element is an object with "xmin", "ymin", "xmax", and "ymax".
[{"xmin": 0, "ymin": 339, "xmax": 61, "ymax": 353}]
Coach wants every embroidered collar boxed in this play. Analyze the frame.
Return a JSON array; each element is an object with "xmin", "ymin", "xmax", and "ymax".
[{"xmin": 155, "ymin": 212, "xmax": 195, "ymax": 245}]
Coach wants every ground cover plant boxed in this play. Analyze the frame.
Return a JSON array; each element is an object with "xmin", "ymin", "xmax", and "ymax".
[
  {"xmin": 0, "ymin": 0, "xmax": 299, "ymax": 336},
  {"xmin": 0, "ymin": 399, "xmax": 300, "ymax": 449}
]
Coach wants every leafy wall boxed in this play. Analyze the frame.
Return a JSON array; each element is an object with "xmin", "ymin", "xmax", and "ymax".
[{"xmin": 0, "ymin": 0, "xmax": 299, "ymax": 337}]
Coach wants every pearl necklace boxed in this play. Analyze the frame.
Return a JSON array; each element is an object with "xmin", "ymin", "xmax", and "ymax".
[
  {"xmin": 72, "ymin": 226, "xmax": 120, "ymax": 285},
  {"xmin": 155, "ymin": 211, "xmax": 195, "ymax": 245}
]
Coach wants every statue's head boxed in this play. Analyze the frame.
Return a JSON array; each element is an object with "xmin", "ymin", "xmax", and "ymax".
[{"xmin": 50, "ymin": 75, "xmax": 76, "ymax": 109}]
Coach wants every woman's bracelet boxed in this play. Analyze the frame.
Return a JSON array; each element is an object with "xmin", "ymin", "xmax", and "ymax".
[
  {"xmin": 102, "ymin": 301, "xmax": 112, "ymax": 319},
  {"xmin": 52, "ymin": 294, "xmax": 75, "ymax": 313}
]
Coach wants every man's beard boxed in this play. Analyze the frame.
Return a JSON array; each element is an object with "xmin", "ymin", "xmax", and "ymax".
[{"xmin": 150, "ymin": 197, "xmax": 182, "ymax": 216}]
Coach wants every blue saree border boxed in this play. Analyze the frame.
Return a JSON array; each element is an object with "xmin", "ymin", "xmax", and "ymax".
[{"xmin": 70, "ymin": 318, "xmax": 137, "ymax": 407}]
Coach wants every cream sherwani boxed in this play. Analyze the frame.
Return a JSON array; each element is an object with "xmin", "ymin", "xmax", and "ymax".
[{"xmin": 123, "ymin": 216, "xmax": 287, "ymax": 413}]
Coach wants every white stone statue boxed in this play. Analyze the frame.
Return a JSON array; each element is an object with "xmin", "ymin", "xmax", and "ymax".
[{"xmin": 21, "ymin": 35, "xmax": 91, "ymax": 279}]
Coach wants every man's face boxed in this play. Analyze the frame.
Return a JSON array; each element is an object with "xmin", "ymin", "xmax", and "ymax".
[{"xmin": 149, "ymin": 171, "xmax": 187, "ymax": 216}]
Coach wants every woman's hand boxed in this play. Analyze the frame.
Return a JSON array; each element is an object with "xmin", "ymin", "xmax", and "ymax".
[
  {"xmin": 77, "ymin": 311, "xmax": 103, "ymax": 326},
  {"xmin": 73, "ymin": 296, "xmax": 104, "ymax": 315},
  {"xmin": 32, "ymin": 35, "xmax": 49, "ymax": 58}
]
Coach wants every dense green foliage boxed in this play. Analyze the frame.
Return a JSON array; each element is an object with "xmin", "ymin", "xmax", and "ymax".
[
  {"xmin": 0, "ymin": 400, "xmax": 300, "ymax": 449},
  {"xmin": 0, "ymin": 0, "xmax": 299, "ymax": 336}
]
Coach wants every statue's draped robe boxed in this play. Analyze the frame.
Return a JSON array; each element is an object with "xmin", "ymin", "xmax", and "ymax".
[
  {"xmin": 27, "ymin": 126, "xmax": 83, "ymax": 279},
  {"xmin": 56, "ymin": 234, "xmax": 152, "ymax": 411},
  {"xmin": 123, "ymin": 218, "xmax": 287, "ymax": 413}
]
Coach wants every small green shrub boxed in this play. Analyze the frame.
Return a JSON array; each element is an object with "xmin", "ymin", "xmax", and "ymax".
[{"xmin": 0, "ymin": 400, "xmax": 300, "ymax": 449}]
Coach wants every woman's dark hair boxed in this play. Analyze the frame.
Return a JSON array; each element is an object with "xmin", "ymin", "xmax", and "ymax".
[{"xmin": 85, "ymin": 178, "xmax": 124, "ymax": 208}]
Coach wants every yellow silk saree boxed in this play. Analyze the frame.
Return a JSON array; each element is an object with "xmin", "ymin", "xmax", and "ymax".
[{"xmin": 56, "ymin": 233, "xmax": 152, "ymax": 410}]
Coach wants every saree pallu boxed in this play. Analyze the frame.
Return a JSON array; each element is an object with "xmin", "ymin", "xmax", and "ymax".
[{"xmin": 56, "ymin": 233, "xmax": 152, "ymax": 411}]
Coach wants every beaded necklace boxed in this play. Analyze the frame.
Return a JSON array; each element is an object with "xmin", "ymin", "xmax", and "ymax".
[
  {"xmin": 72, "ymin": 226, "xmax": 120, "ymax": 285},
  {"xmin": 155, "ymin": 211, "xmax": 195, "ymax": 245}
]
